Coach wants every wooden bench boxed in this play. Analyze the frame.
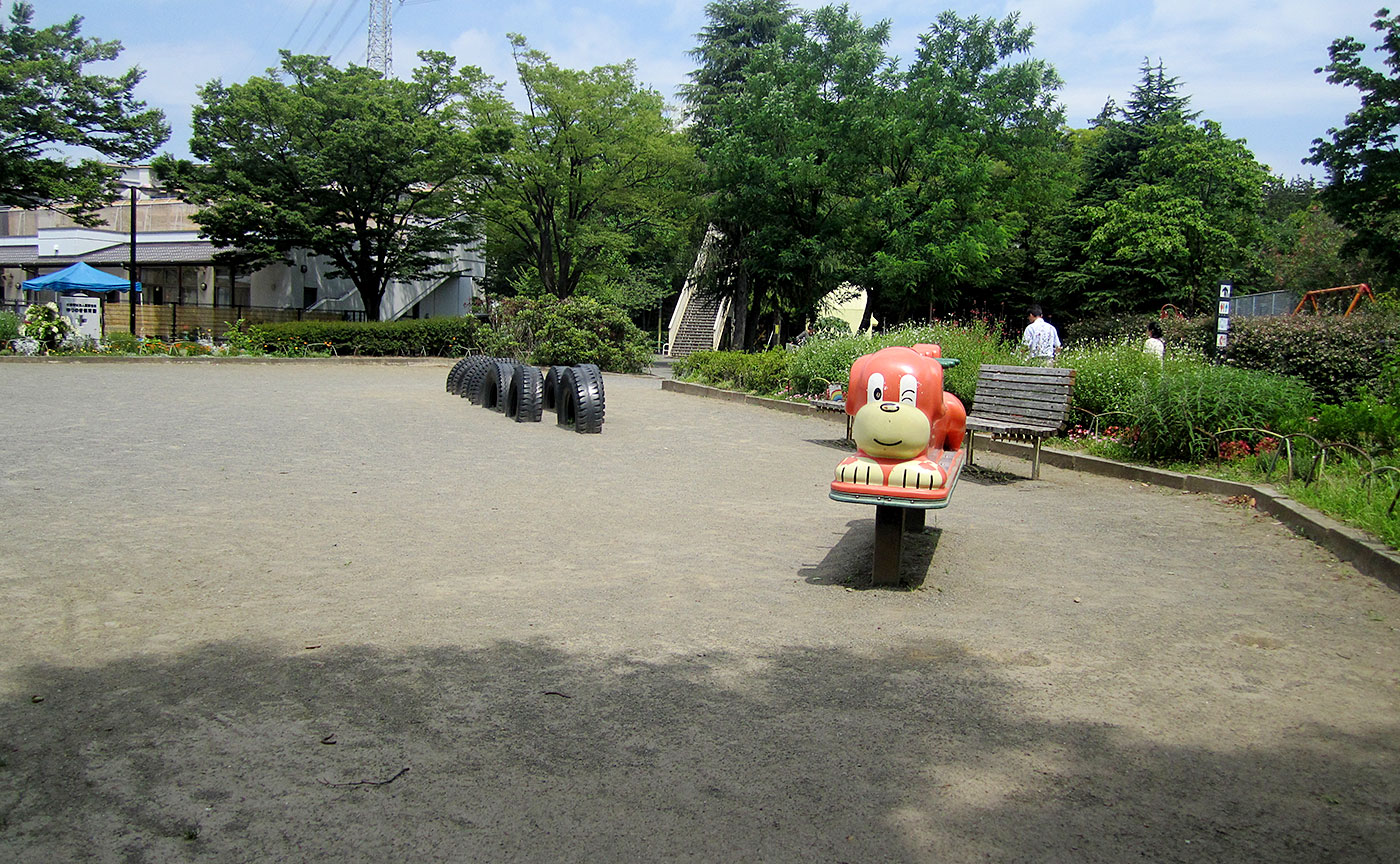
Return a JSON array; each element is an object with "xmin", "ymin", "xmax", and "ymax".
[{"xmin": 965, "ymin": 364, "xmax": 1075, "ymax": 480}]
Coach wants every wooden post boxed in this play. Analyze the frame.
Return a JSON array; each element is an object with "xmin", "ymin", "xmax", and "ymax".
[
  {"xmin": 872, "ymin": 504, "xmax": 904, "ymax": 586},
  {"xmin": 905, "ymin": 508, "xmax": 925, "ymax": 532}
]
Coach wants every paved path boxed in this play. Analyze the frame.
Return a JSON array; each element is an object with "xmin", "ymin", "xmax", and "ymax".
[{"xmin": 0, "ymin": 361, "xmax": 1397, "ymax": 862}]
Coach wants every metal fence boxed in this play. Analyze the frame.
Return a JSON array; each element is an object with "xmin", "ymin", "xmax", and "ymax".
[
  {"xmin": 2, "ymin": 300, "xmax": 363, "ymax": 340},
  {"xmin": 1232, "ymin": 289, "xmax": 1299, "ymax": 319}
]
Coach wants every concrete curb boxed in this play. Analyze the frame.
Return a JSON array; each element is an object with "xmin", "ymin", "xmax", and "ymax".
[
  {"xmin": 661, "ymin": 378, "xmax": 848, "ymax": 422},
  {"xmin": 662, "ymin": 378, "xmax": 1400, "ymax": 591}
]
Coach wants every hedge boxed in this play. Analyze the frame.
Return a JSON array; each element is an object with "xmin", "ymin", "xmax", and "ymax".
[
  {"xmin": 1065, "ymin": 310, "xmax": 1400, "ymax": 404},
  {"xmin": 239, "ymin": 317, "xmax": 481, "ymax": 357}
]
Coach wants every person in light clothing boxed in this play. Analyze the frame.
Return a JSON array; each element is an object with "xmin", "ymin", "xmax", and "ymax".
[
  {"xmin": 1144, "ymin": 320, "xmax": 1165, "ymax": 363},
  {"xmin": 1021, "ymin": 304, "xmax": 1060, "ymax": 365}
]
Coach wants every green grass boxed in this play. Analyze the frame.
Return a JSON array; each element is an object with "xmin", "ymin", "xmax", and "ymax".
[
  {"xmin": 681, "ymin": 322, "xmax": 1399, "ymax": 552},
  {"xmin": 1050, "ymin": 432, "xmax": 1400, "ymax": 549}
]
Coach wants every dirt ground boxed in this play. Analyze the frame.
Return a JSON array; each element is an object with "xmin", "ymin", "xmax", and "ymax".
[{"xmin": 0, "ymin": 360, "xmax": 1397, "ymax": 863}]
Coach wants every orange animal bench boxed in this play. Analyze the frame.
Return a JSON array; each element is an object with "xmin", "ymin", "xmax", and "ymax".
[{"xmin": 828, "ymin": 344, "xmax": 967, "ymax": 585}]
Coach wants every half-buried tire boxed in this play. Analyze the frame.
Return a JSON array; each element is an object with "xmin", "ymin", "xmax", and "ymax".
[
  {"xmin": 446, "ymin": 356, "xmax": 475, "ymax": 394},
  {"xmin": 461, "ymin": 356, "xmax": 495, "ymax": 402},
  {"xmin": 480, "ymin": 360, "xmax": 517, "ymax": 412},
  {"xmin": 508, "ymin": 364, "xmax": 544, "ymax": 422},
  {"xmin": 542, "ymin": 365, "xmax": 565, "ymax": 413},
  {"xmin": 557, "ymin": 364, "xmax": 605, "ymax": 433}
]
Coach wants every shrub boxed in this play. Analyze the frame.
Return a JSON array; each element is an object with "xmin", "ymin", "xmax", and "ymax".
[
  {"xmin": 21, "ymin": 302, "xmax": 74, "ymax": 352},
  {"xmin": 1311, "ymin": 355, "xmax": 1400, "ymax": 451},
  {"xmin": 1067, "ymin": 311, "xmax": 1400, "ymax": 405},
  {"xmin": 493, "ymin": 295, "xmax": 652, "ymax": 372},
  {"xmin": 1222, "ymin": 313, "xmax": 1400, "ymax": 404},
  {"xmin": 1126, "ymin": 364, "xmax": 1315, "ymax": 463},
  {"xmin": 243, "ymin": 317, "xmax": 481, "ymax": 357},
  {"xmin": 673, "ymin": 349, "xmax": 791, "ymax": 393},
  {"xmin": 1063, "ymin": 312, "xmax": 1159, "ymax": 345},
  {"xmin": 0, "ymin": 310, "xmax": 19, "ymax": 345},
  {"xmin": 787, "ymin": 320, "xmax": 1019, "ymax": 405},
  {"xmin": 103, "ymin": 331, "xmax": 141, "ymax": 354},
  {"xmin": 1059, "ymin": 339, "xmax": 1163, "ymax": 418},
  {"xmin": 813, "ymin": 316, "xmax": 851, "ymax": 337}
]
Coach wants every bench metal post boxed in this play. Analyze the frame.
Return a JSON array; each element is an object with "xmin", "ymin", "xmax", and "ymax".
[
  {"xmin": 872, "ymin": 504, "xmax": 904, "ymax": 586},
  {"xmin": 905, "ymin": 508, "xmax": 925, "ymax": 532},
  {"xmin": 1031, "ymin": 439, "xmax": 1042, "ymax": 480}
]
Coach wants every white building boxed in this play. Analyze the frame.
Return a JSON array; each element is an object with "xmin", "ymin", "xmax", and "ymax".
[{"xmin": 0, "ymin": 167, "xmax": 482, "ymax": 337}]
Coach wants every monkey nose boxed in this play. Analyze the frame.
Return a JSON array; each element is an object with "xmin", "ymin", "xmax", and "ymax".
[{"xmin": 879, "ymin": 402, "xmax": 899, "ymax": 413}]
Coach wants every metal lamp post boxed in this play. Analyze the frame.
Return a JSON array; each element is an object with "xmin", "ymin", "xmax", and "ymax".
[{"xmin": 127, "ymin": 182, "xmax": 138, "ymax": 335}]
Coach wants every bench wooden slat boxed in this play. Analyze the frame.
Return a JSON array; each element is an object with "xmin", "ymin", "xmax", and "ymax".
[
  {"xmin": 978, "ymin": 365, "xmax": 1075, "ymax": 380},
  {"xmin": 965, "ymin": 363, "xmax": 1075, "ymax": 480},
  {"xmin": 969, "ymin": 396, "xmax": 1072, "ymax": 420},
  {"xmin": 965, "ymin": 420, "xmax": 1053, "ymax": 435},
  {"xmin": 975, "ymin": 383, "xmax": 1074, "ymax": 397},
  {"xmin": 971, "ymin": 393, "xmax": 1069, "ymax": 410}
]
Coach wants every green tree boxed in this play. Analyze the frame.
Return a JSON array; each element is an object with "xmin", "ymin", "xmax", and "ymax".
[
  {"xmin": 851, "ymin": 11, "xmax": 1068, "ymax": 326},
  {"xmin": 155, "ymin": 51, "xmax": 501, "ymax": 320},
  {"xmin": 1307, "ymin": 7, "xmax": 1400, "ymax": 275},
  {"xmin": 1045, "ymin": 62, "xmax": 1265, "ymax": 316},
  {"xmin": 0, "ymin": 1, "xmax": 168, "ymax": 224},
  {"xmin": 699, "ymin": 4, "xmax": 892, "ymax": 343},
  {"xmin": 478, "ymin": 36, "xmax": 698, "ymax": 308},
  {"xmin": 682, "ymin": 0, "xmax": 795, "ymax": 349},
  {"xmin": 1263, "ymin": 202, "xmax": 1383, "ymax": 293}
]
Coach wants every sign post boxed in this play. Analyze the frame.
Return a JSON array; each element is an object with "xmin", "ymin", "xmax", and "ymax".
[{"xmin": 1215, "ymin": 281, "xmax": 1232, "ymax": 362}]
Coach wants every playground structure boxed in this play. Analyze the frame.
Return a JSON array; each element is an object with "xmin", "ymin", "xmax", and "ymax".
[
  {"xmin": 829, "ymin": 344, "xmax": 967, "ymax": 586},
  {"xmin": 1293, "ymin": 283, "xmax": 1376, "ymax": 317}
]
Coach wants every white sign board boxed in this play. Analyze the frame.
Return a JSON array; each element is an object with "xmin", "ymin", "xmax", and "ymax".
[{"xmin": 58, "ymin": 295, "xmax": 102, "ymax": 341}]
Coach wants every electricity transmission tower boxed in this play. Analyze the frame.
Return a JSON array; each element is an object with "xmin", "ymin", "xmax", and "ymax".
[{"xmin": 367, "ymin": 0, "xmax": 394, "ymax": 77}]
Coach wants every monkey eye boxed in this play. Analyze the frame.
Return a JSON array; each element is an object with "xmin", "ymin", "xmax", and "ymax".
[{"xmin": 867, "ymin": 372, "xmax": 886, "ymax": 404}]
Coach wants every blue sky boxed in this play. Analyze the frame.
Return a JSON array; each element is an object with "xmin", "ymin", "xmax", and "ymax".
[{"xmin": 44, "ymin": 0, "xmax": 1390, "ymax": 179}]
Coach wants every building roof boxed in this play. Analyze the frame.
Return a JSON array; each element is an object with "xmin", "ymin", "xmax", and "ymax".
[{"xmin": 0, "ymin": 240, "xmax": 225, "ymax": 269}]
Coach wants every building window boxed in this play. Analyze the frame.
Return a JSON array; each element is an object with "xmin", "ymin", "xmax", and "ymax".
[
  {"xmin": 180, "ymin": 266, "xmax": 201, "ymax": 305},
  {"xmin": 214, "ymin": 265, "xmax": 250, "ymax": 307},
  {"xmin": 214, "ymin": 266, "xmax": 232, "ymax": 307}
]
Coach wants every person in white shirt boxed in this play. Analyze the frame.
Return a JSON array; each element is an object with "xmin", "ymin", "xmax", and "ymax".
[
  {"xmin": 1144, "ymin": 320, "xmax": 1165, "ymax": 364},
  {"xmin": 1021, "ymin": 304, "xmax": 1060, "ymax": 365}
]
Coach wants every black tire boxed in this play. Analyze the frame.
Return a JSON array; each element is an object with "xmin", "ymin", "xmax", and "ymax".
[
  {"xmin": 446, "ymin": 357, "xmax": 472, "ymax": 394},
  {"xmin": 542, "ymin": 365, "xmax": 565, "ymax": 413},
  {"xmin": 508, "ymin": 364, "xmax": 544, "ymax": 422},
  {"xmin": 461, "ymin": 356, "xmax": 495, "ymax": 402},
  {"xmin": 480, "ymin": 360, "xmax": 516, "ymax": 412},
  {"xmin": 557, "ymin": 364, "xmax": 605, "ymax": 433}
]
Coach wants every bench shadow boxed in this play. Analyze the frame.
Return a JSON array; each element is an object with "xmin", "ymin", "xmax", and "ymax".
[
  {"xmin": 960, "ymin": 462, "xmax": 1022, "ymax": 485},
  {"xmin": 800, "ymin": 517, "xmax": 941, "ymax": 590},
  {"xmin": 803, "ymin": 437, "xmax": 855, "ymax": 451}
]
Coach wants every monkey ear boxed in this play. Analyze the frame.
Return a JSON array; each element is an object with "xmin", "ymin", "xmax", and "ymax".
[{"xmin": 847, "ymin": 354, "xmax": 870, "ymax": 412}]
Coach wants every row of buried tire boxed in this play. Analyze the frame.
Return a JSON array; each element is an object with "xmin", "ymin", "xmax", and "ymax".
[{"xmin": 445, "ymin": 356, "xmax": 605, "ymax": 433}]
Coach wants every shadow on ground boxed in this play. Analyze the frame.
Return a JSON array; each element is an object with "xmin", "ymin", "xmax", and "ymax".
[
  {"xmin": 1, "ymin": 641, "xmax": 1395, "ymax": 862},
  {"xmin": 801, "ymin": 518, "xmax": 940, "ymax": 590},
  {"xmin": 960, "ymin": 463, "xmax": 1022, "ymax": 485}
]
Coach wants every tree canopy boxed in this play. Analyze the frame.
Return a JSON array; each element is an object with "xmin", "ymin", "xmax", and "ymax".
[
  {"xmin": 155, "ymin": 51, "xmax": 503, "ymax": 320},
  {"xmin": 1308, "ymin": 7, "xmax": 1400, "ymax": 275},
  {"xmin": 1043, "ymin": 61, "xmax": 1265, "ymax": 316},
  {"xmin": 686, "ymin": 4, "xmax": 1066, "ymax": 341},
  {"xmin": 476, "ymin": 36, "xmax": 698, "ymax": 310},
  {"xmin": 0, "ymin": 1, "xmax": 168, "ymax": 225}
]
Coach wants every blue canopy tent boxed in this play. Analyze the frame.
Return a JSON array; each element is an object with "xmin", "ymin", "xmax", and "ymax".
[{"xmin": 22, "ymin": 262, "xmax": 140, "ymax": 293}]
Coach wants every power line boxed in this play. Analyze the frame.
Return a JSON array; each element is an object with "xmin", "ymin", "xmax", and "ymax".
[
  {"xmin": 332, "ymin": 12, "xmax": 371, "ymax": 66},
  {"xmin": 282, "ymin": 2, "xmax": 317, "ymax": 49},
  {"xmin": 318, "ymin": 0, "xmax": 362, "ymax": 55},
  {"xmin": 296, "ymin": 0, "xmax": 349, "ymax": 55}
]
